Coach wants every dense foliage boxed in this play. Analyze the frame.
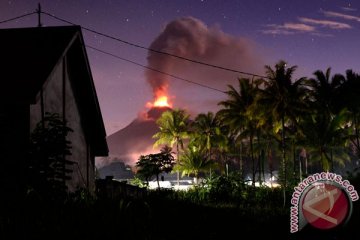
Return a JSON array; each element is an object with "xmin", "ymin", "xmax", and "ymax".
[
  {"xmin": 4, "ymin": 61, "xmax": 360, "ymax": 239},
  {"xmin": 28, "ymin": 112, "xmax": 74, "ymax": 197},
  {"xmin": 153, "ymin": 61, "xmax": 360, "ymax": 197},
  {"xmin": 6, "ymin": 170, "xmax": 358, "ymax": 240},
  {"xmin": 136, "ymin": 146, "xmax": 176, "ymax": 188}
]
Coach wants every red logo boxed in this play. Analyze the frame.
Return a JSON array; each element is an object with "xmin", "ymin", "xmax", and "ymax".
[{"xmin": 301, "ymin": 182, "xmax": 349, "ymax": 230}]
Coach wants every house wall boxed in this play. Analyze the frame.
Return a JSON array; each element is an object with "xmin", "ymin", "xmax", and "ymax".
[
  {"xmin": 0, "ymin": 104, "xmax": 29, "ymax": 216},
  {"xmin": 29, "ymin": 57, "xmax": 94, "ymax": 192},
  {"xmin": 64, "ymin": 58, "xmax": 93, "ymax": 191}
]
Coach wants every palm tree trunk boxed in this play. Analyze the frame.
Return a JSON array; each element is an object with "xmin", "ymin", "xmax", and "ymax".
[
  {"xmin": 281, "ymin": 115, "xmax": 287, "ymax": 207},
  {"xmin": 330, "ymin": 148, "xmax": 333, "ymax": 172},
  {"xmin": 257, "ymin": 155, "xmax": 261, "ymax": 185},
  {"xmin": 299, "ymin": 154, "xmax": 302, "ymax": 181},
  {"xmin": 239, "ymin": 142, "xmax": 243, "ymax": 176},
  {"xmin": 250, "ymin": 133, "xmax": 255, "ymax": 186},
  {"xmin": 176, "ymin": 143, "xmax": 180, "ymax": 186},
  {"xmin": 257, "ymin": 131, "xmax": 262, "ymax": 185},
  {"xmin": 261, "ymin": 149, "xmax": 265, "ymax": 185},
  {"xmin": 320, "ymin": 148, "xmax": 324, "ymax": 170},
  {"xmin": 266, "ymin": 140, "xmax": 273, "ymax": 187},
  {"xmin": 156, "ymin": 174, "xmax": 160, "ymax": 189},
  {"xmin": 293, "ymin": 140, "xmax": 296, "ymax": 180},
  {"xmin": 354, "ymin": 114, "xmax": 360, "ymax": 159}
]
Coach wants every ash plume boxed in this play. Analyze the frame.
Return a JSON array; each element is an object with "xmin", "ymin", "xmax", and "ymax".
[{"xmin": 146, "ymin": 17, "xmax": 265, "ymax": 100}]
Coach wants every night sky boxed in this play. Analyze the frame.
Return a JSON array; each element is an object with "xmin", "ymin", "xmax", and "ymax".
[{"xmin": 1, "ymin": 0, "xmax": 359, "ymax": 135}]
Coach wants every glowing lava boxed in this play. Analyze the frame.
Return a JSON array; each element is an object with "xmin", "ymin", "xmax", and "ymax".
[
  {"xmin": 154, "ymin": 96, "xmax": 170, "ymax": 107},
  {"xmin": 146, "ymin": 95, "xmax": 172, "ymax": 108}
]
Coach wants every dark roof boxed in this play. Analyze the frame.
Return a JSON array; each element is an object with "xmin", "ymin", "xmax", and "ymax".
[{"xmin": 0, "ymin": 26, "xmax": 108, "ymax": 156}]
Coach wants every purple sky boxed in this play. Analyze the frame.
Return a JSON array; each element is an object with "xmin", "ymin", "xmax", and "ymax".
[{"xmin": 1, "ymin": 0, "xmax": 359, "ymax": 135}]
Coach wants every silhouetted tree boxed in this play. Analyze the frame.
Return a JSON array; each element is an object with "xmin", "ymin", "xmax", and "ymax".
[
  {"xmin": 175, "ymin": 145, "xmax": 217, "ymax": 184},
  {"xmin": 300, "ymin": 68, "xmax": 350, "ymax": 171},
  {"xmin": 28, "ymin": 112, "xmax": 74, "ymax": 198},
  {"xmin": 136, "ymin": 146, "xmax": 176, "ymax": 188},
  {"xmin": 153, "ymin": 108, "xmax": 190, "ymax": 186},
  {"xmin": 191, "ymin": 112, "xmax": 227, "ymax": 175},
  {"xmin": 218, "ymin": 78, "xmax": 261, "ymax": 185},
  {"xmin": 256, "ymin": 60, "xmax": 307, "ymax": 205},
  {"xmin": 337, "ymin": 70, "xmax": 360, "ymax": 159}
]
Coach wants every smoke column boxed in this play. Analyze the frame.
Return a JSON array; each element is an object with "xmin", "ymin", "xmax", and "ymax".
[{"xmin": 146, "ymin": 17, "xmax": 264, "ymax": 100}]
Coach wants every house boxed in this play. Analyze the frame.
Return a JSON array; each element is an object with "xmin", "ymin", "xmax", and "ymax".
[{"xmin": 0, "ymin": 26, "xmax": 108, "ymax": 196}]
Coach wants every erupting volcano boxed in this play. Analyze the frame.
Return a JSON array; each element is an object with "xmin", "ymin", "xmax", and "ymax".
[
  {"xmin": 101, "ymin": 16, "xmax": 263, "ymax": 168},
  {"xmin": 104, "ymin": 93, "xmax": 173, "ymax": 166},
  {"xmin": 103, "ymin": 86, "xmax": 173, "ymax": 167}
]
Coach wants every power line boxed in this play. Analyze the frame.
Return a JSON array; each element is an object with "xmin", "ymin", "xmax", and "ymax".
[
  {"xmin": 0, "ymin": 11, "xmax": 37, "ymax": 25},
  {"xmin": 0, "ymin": 11, "xmax": 226, "ymax": 94},
  {"xmin": 0, "ymin": 11, "xmax": 263, "ymax": 93},
  {"xmin": 41, "ymin": 11, "xmax": 268, "ymax": 79},
  {"xmin": 86, "ymin": 45, "xmax": 226, "ymax": 94}
]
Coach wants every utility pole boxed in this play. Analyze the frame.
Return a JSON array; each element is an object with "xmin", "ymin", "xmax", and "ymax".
[{"xmin": 36, "ymin": 3, "xmax": 42, "ymax": 27}]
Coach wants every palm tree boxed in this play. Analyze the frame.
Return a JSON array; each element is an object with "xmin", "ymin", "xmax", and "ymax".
[
  {"xmin": 299, "ymin": 110, "xmax": 350, "ymax": 171},
  {"xmin": 218, "ymin": 77, "xmax": 260, "ymax": 185},
  {"xmin": 337, "ymin": 70, "xmax": 360, "ymax": 159},
  {"xmin": 153, "ymin": 108, "xmax": 190, "ymax": 186},
  {"xmin": 300, "ymin": 68, "xmax": 350, "ymax": 171},
  {"xmin": 256, "ymin": 60, "xmax": 307, "ymax": 205},
  {"xmin": 306, "ymin": 68, "xmax": 343, "ymax": 115},
  {"xmin": 191, "ymin": 112, "xmax": 228, "ymax": 171},
  {"xmin": 175, "ymin": 145, "xmax": 216, "ymax": 184}
]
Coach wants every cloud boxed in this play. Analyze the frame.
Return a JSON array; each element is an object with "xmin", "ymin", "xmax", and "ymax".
[
  {"xmin": 283, "ymin": 23, "xmax": 316, "ymax": 32},
  {"xmin": 323, "ymin": 11, "xmax": 360, "ymax": 22},
  {"xmin": 341, "ymin": 7, "xmax": 357, "ymax": 12},
  {"xmin": 310, "ymin": 32, "xmax": 334, "ymax": 37},
  {"xmin": 261, "ymin": 28, "xmax": 294, "ymax": 35},
  {"xmin": 299, "ymin": 17, "xmax": 352, "ymax": 29},
  {"xmin": 262, "ymin": 9, "xmax": 356, "ymax": 37},
  {"xmin": 262, "ymin": 22, "xmax": 315, "ymax": 35}
]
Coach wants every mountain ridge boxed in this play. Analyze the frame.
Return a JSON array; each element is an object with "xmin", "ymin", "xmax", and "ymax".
[{"xmin": 103, "ymin": 106, "xmax": 172, "ymax": 166}]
